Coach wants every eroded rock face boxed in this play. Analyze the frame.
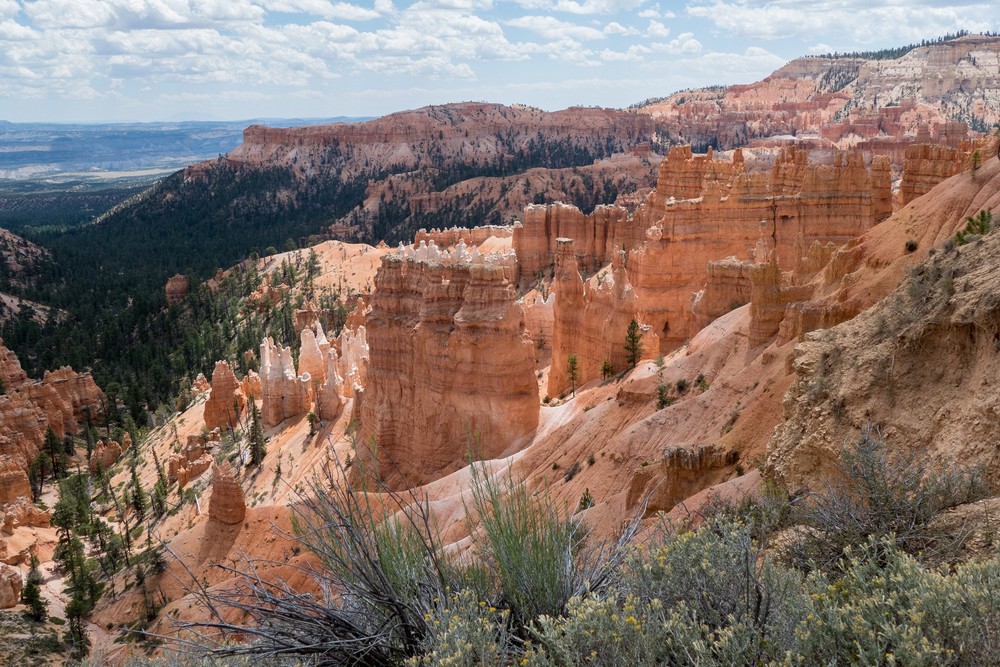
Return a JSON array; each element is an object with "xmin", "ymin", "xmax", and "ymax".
[
  {"xmin": 89, "ymin": 439, "xmax": 123, "ymax": 473},
  {"xmin": 260, "ymin": 338, "xmax": 312, "ymax": 428},
  {"xmin": 627, "ymin": 146, "xmax": 890, "ymax": 351},
  {"xmin": 165, "ymin": 274, "xmax": 190, "ymax": 305},
  {"xmin": 0, "ymin": 456, "xmax": 30, "ymax": 506},
  {"xmin": 626, "ymin": 444, "xmax": 739, "ymax": 517},
  {"xmin": 415, "ymin": 225, "xmax": 513, "ymax": 248},
  {"xmin": 0, "ymin": 341, "xmax": 103, "ymax": 504},
  {"xmin": 512, "ymin": 203, "xmax": 634, "ymax": 286},
  {"xmin": 315, "ymin": 349, "xmax": 344, "ymax": 422},
  {"xmin": 642, "ymin": 35, "xmax": 998, "ymax": 152},
  {"xmin": 0, "ymin": 564, "xmax": 21, "ymax": 609},
  {"xmin": 360, "ymin": 242, "xmax": 539, "ymax": 486},
  {"xmin": 337, "ymin": 326, "xmax": 368, "ymax": 399},
  {"xmin": 208, "ymin": 462, "xmax": 245, "ymax": 525},
  {"xmin": 899, "ymin": 143, "xmax": 967, "ymax": 206},
  {"xmin": 204, "ymin": 361, "xmax": 247, "ymax": 431},
  {"xmin": 548, "ymin": 239, "xmax": 650, "ymax": 396},
  {"xmin": 2, "ymin": 496, "xmax": 50, "ymax": 534}
]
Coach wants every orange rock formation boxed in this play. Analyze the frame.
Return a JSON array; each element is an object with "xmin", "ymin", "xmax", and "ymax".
[
  {"xmin": 165, "ymin": 274, "xmax": 190, "ymax": 305},
  {"xmin": 204, "ymin": 361, "xmax": 247, "ymax": 431},
  {"xmin": 208, "ymin": 462, "xmax": 246, "ymax": 525},
  {"xmin": 360, "ymin": 241, "xmax": 539, "ymax": 486},
  {"xmin": 548, "ymin": 239, "xmax": 652, "ymax": 396},
  {"xmin": 0, "ymin": 341, "xmax": 103, "ymax": 503},
  {"xmin": 259, "ymin": 338, "xmax": 312, "ymax": 428},
  {"xmin": 625, "ymin": 146, "xmax": 892, "ymax": 350}
]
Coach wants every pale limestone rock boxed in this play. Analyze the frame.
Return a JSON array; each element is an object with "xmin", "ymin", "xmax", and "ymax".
[
  {"xmin": 260, "ymin": 338, "xmax": 311, "ymax": 428},
  {"xmin": 0, "ymin": 565, "xmax": 22, "ymax": 609}
]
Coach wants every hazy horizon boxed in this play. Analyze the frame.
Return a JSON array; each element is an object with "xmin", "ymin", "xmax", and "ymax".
[{"xmin": 2, "ymin": 1, "xmax": 999, "ymax": 123}]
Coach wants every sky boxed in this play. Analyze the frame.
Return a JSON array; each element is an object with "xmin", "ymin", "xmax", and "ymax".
[{"xmin": 1, "ymin": 0, "xmax": 998, "ymax": 123}]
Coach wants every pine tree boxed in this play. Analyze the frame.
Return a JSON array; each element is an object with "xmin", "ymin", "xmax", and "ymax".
[
  {"xmin": 601, "ymin": 360, "xmax": 614, "ymax": 381},
  {"xmin": 249, "ymin": 400, "xmax": 266, "ymax": 466},
  {"xmin": 566, "ymin": 354, "xmax": 579, "ymax": 397},
  {"xmin": 624, "ymin": 319, "xmax": 644, "ymax": 368},
  {"xmin": 21, "ymin": 556, "xmax": 47, "ymax": 622},
  {"xmin": 128, "ymin": 454, "xmax": 148, "ymax": 519}
]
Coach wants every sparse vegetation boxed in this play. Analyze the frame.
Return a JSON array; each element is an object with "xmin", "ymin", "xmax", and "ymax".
[
  {"xmin": 624, "ymin": 319, "xmax": 643, "ymax": 369},
  {"xmin": 566, "ymin": 353, "xmax": 579, "ymax": 397},
  {"xmin": 164, "ymin": 427, "xmax": 1000, "ymax": 665},
  {"xmin": 955, "ymin": 209, "xmax": 993, "ymax": 246}
]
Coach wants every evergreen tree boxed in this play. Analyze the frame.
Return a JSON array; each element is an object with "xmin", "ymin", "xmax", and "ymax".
[
  {"xmin": 128, "ymin": 453, "xmax": 148, "ymax": 519},
  {"xmin": 249, "ymin": 399, "xmax": 266, "ymax": 466},
  {"xmin": 624, "ymin": 319, "xmax": 644, "ymax": 369},
  {"xmin": 21, "ymin": 555, "xmax": 47, "ymax": 622},
  {"xmin": 601, "ymin": 360, "xmax": 614, "ymax": 381},
  {"xmin": 566, "ymin": 354, "xmax": 579, "ymax": 397}
]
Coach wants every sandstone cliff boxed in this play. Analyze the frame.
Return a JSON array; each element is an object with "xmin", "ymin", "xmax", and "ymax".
[
  {"xmin": 768, "ymin": 156, "xmax": 1000, "ymax": 491},
  {"xmin": 360, "ymin": 241, "xmax": 539, "ymax": 487},
  {"xmin": 203, "ymin": 361, "xmax": 246, "ymax": 431},
  {"xmin": 0, "ymin": 341, "xmax": 103, "ymax": 502},
  {"xmin": 626, "ymin": 145, "xmax": 890, "ymax": 350},
  {"xmin": 547, "ymin": 239, "xmax": 650, "ymax": 397},
  {"xmin": 641, "ymin": 35, "xmax": 1000, "ymax": 154}
]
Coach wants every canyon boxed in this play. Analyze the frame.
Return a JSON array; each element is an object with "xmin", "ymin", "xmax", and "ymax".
[{"xmin": 2, "ymin": 34, "xmax": 1000, "ymax": 663}]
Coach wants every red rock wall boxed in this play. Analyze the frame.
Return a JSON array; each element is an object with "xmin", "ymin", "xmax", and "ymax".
[
  {"xmin": 627, "ymin": 146, "xmax": 890, "ymax": 351},
  {"xmin": 512, "ymin": 203, "xmax": 633, "ymax": 286},
  {"xmin": 547, "ymin": 239, "xmax": 653, "ymax": 396},
  {"xmin": 359, "ymin": 247, "xmax": 539, "ymax": 487}
]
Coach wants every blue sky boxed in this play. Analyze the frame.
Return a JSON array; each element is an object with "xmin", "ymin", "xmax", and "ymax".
[{"xmin": 1, "ymin": 0, "xmax": 998, "ymax": 122}]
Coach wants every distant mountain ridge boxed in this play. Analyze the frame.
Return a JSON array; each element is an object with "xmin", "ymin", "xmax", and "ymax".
[
  {"xmin": 640, "ymin": 34, "xmax": 1000, "ymax": 151},
  {"xmin": 0, "ymin": 117, "xmax": 370, "ymax": 179}
]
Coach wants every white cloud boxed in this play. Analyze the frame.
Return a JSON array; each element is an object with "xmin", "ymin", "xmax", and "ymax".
[
  {"xmin": 686, "ymin": 1, "xmax": 998, "ymax": 44},
  {"xmin": 255, "ymin": 1, "xmax": 380, "ymax": 20},
  {"xmin": 651, "ymin": 31, "xmax": 701, "ymax": 55},
  {"xmin": 646, "ymin": 20, "xmax": 669, "ymax": 38},
  {"xmin": 510, "ymin": 0, "xmax": 646, "ymax": 13},
  {"xmin": 508, "ymin": 15, "xmax": 606, "ymax": 41},
  {"xmin": 603, "ymin": 21, "xmax": 638, "ymax": 36}
]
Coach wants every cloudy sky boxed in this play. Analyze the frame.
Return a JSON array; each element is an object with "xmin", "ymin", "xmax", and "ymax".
[{"xmin": 1, "ymin": 0, "xmax": 997, "ymax": 122}]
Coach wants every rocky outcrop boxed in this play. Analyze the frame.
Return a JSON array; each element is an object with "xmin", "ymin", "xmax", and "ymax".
[
  {"xmin": 240, "ymin": 371, "xmax": 262, "ymax": 402},
  {"xmin": 315, "ymin": 350, "xmax": 345, "ymax": 422},
  {"xmin": 0, "ymin": 457, "xmax": 30, "ymax": 506},
  {"xmin": 642, "ymin": 35, "xmax": 999, "ymax": 153},
  {"xmin": 625, "ymin": 444, "xmax": 739, "ymax": 517},
  {"xmin": 2, "ymin": 497, "xmax": 50, "ymax": 534},
  {"xmin": 0, "ymin": 564, "xmax": 21, "ymax": 609},
  {"xmin": 415, "ymin": 226, "xmax": 513, "ymax": 248},
  {"xmin": 899, "ymin": 144, "xmax": 967, "ymax": 206},
  {"xmin": 691, "ymin": 258, "xmax": 753, "ymax": 326},
  {"xmin": 767, "ymin": 156, "xmax": 1000, "ymax": 491},
  {"xmin": 208, "ymin": 462, "xmax": 245, "ymax": 525},
  {"xmin": 521, "ymin": 290, "xmax": 554, "ymax": 363},
  {"xmin": 298, "ymin": 325, "xmax": 330, "ymax": 386},
  {"xmin": 259, "ymin": 338, "xmax": 312, "ymax": 428},
  {"xmin": 89, "ymin": 439, "xmax": 123, "ymax": 473},
  {"xmin": 627, "ymin": 146, "xmax": 891, "ymax": 351},
  {"xmin": 360, "ymin": 241, "xmax": 539, "ymax": 486},
  {"xmin": 168, "ymin": 435, "xmax": 216, "ymax": 488},
  {"xmin": 165, "ymin": 274, "xmax": 190, "ymax": 305},
  {"xmin": 548, "ymin": 239, "xmax": 651, "ymax": 396},
  {"xmin": 204, "ymin": 361, "xmax": 247, "ymax": 431},
  {"xmin": 0, "ymin": 341, "xmax": 103, "ymax": 504},
  {"xmin": 336, "ymin": 326, "xmax": 368, "ymax": 398},
  {"xmin": 512, "ymin": 203, "xmax": 634, "ymax": 285},
  {"xmin": 747, "ymin": 259, "xmax": 813, "ymax": 348}
]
